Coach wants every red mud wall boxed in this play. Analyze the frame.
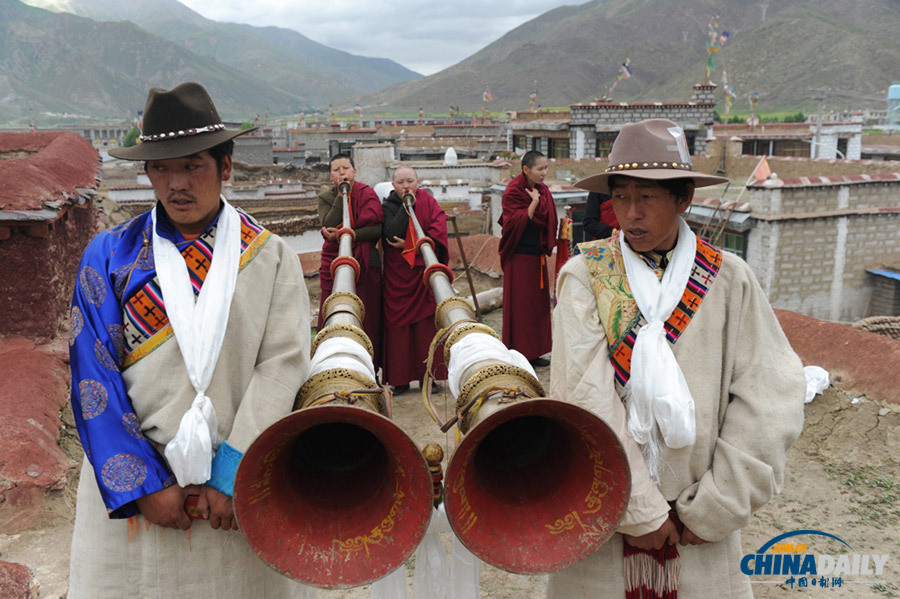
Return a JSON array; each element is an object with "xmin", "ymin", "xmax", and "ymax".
[
  {"xmin": 0, "ymin": 339, "xmax": 71, "ymax": 534},
  {"xmin": 776, "ymin": 309, "xmax": 900, "ymax": 404},
  {"xmin": 0, "ymin": 202, "xmax": 98, "ymax": 341}
]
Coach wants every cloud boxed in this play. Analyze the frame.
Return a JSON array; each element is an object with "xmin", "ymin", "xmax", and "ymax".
[{"xmin": 178, "ymin": 0, "xmax": 579, "ymax": 75}]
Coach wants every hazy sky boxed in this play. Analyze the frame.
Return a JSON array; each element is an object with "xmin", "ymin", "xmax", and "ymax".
[{"xmin": 177, "ymin": 0, "xmax": 584, "ymax": 76}]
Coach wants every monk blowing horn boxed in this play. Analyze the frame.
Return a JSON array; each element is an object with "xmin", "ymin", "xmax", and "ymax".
[
  {"xmin": 232, "ymin": 182, "xmax": 433, "ymax": 588},
  {"xmin": 404, "ymin": 192, "xmax": 632, "ymax": 574}
]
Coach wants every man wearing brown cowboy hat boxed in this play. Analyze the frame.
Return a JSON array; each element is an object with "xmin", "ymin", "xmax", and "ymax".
[
  {"xmin": 548, "ymin": 119, "xmax": 805, "ymax": 598},
  {"xmin": 67, "ymin": 82, "xmax": 312, "ymax": 597}
]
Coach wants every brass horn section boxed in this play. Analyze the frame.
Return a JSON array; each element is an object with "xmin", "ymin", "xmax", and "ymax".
[
  {"xmin": 404, "ymin": 194, "xmax": 631, "ymax": 574},
  {"xmin": 234, "ymin": 183, "xmax": 432, "ymax": 589}
]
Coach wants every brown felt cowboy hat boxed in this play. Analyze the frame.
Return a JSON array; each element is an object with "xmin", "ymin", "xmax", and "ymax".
[
  {"xmin": 109, "ymin": 82, "xmax": 256, "ymax": 161},
  {"xmin": 576, "ymin": 118, "xmax": 728, "ymax": 195}
]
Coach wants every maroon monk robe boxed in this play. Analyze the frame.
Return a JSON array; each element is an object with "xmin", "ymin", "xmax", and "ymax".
[
  {"xmin": 318, "ymin": 180, "xmax": 384, "ymax": 369},
  {"xmin": 498, "ymin": 172, "xmax": 558, "ymax": 361},
  {"xmin": 381, "ymin": 188, "xmax": 449, "ymax": 386}
]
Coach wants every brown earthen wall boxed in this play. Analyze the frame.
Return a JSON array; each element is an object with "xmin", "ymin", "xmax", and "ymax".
[{"xmin": 0, "ymin": 203, "xmax": 98, "ymax": 341}]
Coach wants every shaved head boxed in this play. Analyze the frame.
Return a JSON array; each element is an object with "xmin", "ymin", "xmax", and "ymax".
[
  {"xmin": 392, "ymin": 166, "xmax": 417, "ymax": 181},
  {"xmin": 391, "ymin": 166, "xmax": 419, "ymax": 198}
]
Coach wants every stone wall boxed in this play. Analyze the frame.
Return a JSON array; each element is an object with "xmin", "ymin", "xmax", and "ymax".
[
  {"xmin": 745, "ymin": 180, "xmax": 900, "ymax": 322},
  {"xmin": 234, "ymin": 136, "xmax": 274, "ymax": 166},
  {"xmin": 0, "ymin": 203, "xmax": 99, "ymax": 341},
  {"xmin": 354, "ymin": 144, "xmax": 395, "ymax": 186}
]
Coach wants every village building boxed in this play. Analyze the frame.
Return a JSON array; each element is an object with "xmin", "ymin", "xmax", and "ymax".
[
  {"xmin": 63, "ymin": 123, "xmax": 133, "ymax": 149},
  {"xmin": 742, "ymin": 173, "xmax": 900, "ymax": 321},
  {"xmin": 507, "ymin": 110, "xmax": 571, "ymax": 158},
  {"xmin": 889, "ymin": 83, "xmax": 900, "ymax": 131},
  {"xmin": 273, "ymin": 145, "xmax": 305, "ymax": 166},
  {"xmin": 568, "ymin": 84, "xmax": 718, "ymax": 158},
  {"xmin": 714, "ymin": 121, "xmax": 863, "ymax": 160},
  {"xmin": 234, "ymin": 133, "xmax": 275, "ymax": 165},
  {"xmin": 861, "ymin": 143, "xmax": 900, "ymax": 161},
  {"xmin": 286, "ymin": 126, "xmax": 379, "ymax": 162},
  {"xmin": 106, "ymin": 182, "xmax": 155, "ymax": 204}
]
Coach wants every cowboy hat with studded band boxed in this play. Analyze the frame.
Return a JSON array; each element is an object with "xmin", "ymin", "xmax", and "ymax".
[
  {"xmin": 109, "ymin": 82, "xmax": 256, "ymax": 161},
  {"xmin": 576, "ymin": 118, "xmax": 728, "ymax": 195}
]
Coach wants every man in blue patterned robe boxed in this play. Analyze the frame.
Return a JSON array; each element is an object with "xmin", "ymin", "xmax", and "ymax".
[{"xmin": 67, "ymin": 82, "xmax": 312, "ymax": 597}]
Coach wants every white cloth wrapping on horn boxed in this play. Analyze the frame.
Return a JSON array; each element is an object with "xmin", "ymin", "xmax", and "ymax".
[
  {"xmin": 153, "ymin": 197, "xmax": 241, "ymax": 487},
  {"xmin": 620, "ymin": 217, "xmax": 697, "ymax": 482},
  {"xmin": 447, "ymin": 332, "xmax": 535, "ymax": 398},
  {"xmin": 308, "ymin": 336, "xmax": 377, "ymax": 383}
]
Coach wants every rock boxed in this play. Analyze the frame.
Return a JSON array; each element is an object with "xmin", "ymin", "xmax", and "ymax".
[
  {"xmin": 0, "ymin": 561, "xmax": 39, "ymax": 599},
  {"xmin": 888, "ymin": 426, "xmax": 900, "ymax": 464}
]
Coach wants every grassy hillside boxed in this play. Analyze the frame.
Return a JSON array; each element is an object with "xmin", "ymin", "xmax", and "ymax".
[
  {"xmin": 0, "ymin": 0, "xmax": 304, "ymax": 123},
  {"xmin": 356, "ymin": 0, "xmax": 898, "ymax": 113},
  {"xmin": 22, "ymin": 0, "xmax": 422, "ymax": 107}
]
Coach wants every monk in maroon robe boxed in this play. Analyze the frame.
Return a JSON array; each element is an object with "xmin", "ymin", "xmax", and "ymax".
[
  {"xmin": 318, "ymin": 153, "xmax": 384, "ymax": 370},
  {"xmin": 499, "ymin": 150, "xmax": 558, "ymax": 366},
  {"xmin": 381, "ymin": 166, "xmax": 449, "ymax": 393}
]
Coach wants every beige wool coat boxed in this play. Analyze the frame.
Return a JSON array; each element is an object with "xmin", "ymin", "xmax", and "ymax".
[{"xmin": 547, "ymin": 250, "xmax": 806, "ymax": 598}]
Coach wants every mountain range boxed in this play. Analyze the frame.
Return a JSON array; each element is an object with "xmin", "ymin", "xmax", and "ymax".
[
  {"xmin": 355, "ymin": 0, "xmax": 900, "ymax": 114},
  {"xmin": 2, "ymin": 0, "xmax": 898, "ymax": 125},
  {"xmin": 1, "ymin": 0, "xmax": 419, "ymax": 124}
]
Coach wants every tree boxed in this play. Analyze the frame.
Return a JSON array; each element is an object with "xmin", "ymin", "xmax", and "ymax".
[
  {"xmin": 783, "ymin": 111, "xmax": 806, "ymax": 123},
  {"xmin": 122, "ymin": 125, "xmax": 140, "ymax": 147}
]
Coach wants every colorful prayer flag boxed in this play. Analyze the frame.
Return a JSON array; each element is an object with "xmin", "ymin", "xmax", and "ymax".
[
  {"xmin": 619, "ymin": 55, "xmax": 632, "ymax": 79},
  {"xmin": 752, "ymin": 156, "xmax": 772, "ymax": 182},
  {"xmin": 705, "ymin": 13, "xmax": 729, "ymax": 82},
  {"xmin": 609, "ymin": 53, "xmax": 632, "ymax": 94},
  {"xmin": 722, "ymin": 70, "xmax": 737, "ymax": 115}
]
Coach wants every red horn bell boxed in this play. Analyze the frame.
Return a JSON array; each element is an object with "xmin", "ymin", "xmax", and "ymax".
[
  {"xmin": 444, "ymin": 398, "xmax": 630, "ymax": 574},
  {"xmin": 234, "ymin": 404, "xmax": 433, "ymax": 588}
]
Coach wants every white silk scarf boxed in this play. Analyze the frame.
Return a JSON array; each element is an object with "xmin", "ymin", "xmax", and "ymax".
[
  {"xmin": 152, "ymin": 196, "xmax": 241, "ymax": 486},
  {"xmin": 620, "ymin": 217, "xmax": 697, "ymax": 481}
]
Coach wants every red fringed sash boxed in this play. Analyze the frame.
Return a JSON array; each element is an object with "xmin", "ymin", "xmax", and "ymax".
[
  {"xmin": 623, "ymin": 541, "xmax": 680, "ymax": 599},
  {"xmin": 623, "ymin": 506, "xmax": 685, "ymax": 598}
]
